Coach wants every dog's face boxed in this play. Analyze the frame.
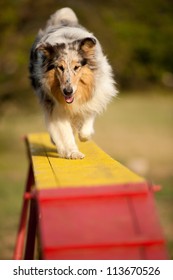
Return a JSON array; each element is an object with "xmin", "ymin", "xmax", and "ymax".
[
  {"xmin": 55, "ymin": 52, "xmax": 84, "ymax": 104},
  {"xmin": 37, "ymin": 37, "xmax": 96, "ymax": 104}
]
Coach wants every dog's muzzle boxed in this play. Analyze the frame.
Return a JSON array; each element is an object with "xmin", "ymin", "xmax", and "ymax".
[{"xmin": 63, "ymin": 87, "xmax": 74, "ymax": 104}]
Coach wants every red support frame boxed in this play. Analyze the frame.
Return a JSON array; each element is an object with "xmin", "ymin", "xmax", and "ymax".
[
  {"xmin": 37, "ymin": 185, "xmax": 168, "ymax": 260},
  {"xmin": 13, "ymin": 163, "xmax": 35, "ymax": 260},
  {"xmin": 24, "ymin": 195, "xmax": 38, "ymax": 260}
]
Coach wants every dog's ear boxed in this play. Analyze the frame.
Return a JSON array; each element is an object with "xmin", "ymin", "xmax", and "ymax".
[
  {"xmin": 36, "ymin": 43, "xmax": 55, "ymax": 58},
  {"xmin": 79, "ymin": 37, "xmax": 96, "ymax": 53},
  {"xmin": 36, "ymin": 43, "xmax": 65, "ymax": 59}
]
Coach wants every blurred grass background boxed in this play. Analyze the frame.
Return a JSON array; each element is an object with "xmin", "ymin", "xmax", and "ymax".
[{"xmin": 0, "ymin": 0, "xmax": 173, "ymax": 259}]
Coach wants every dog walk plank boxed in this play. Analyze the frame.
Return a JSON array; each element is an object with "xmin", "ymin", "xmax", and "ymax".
[
  {"xmin": 13, "ymin": 132, "xmax": 168, "ymax": 260},
  {"xmin": 27, "ymin": 133, "xmax": 59, "ymax": 188},
  {"xmin": 27, "ymin": 133, "xmax": 145, "ymax": 189}
]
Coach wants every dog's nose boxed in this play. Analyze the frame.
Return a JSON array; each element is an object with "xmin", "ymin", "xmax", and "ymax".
[{"xmin": 63, "ymin": 87, "xmax": 73, "ymax": 96}]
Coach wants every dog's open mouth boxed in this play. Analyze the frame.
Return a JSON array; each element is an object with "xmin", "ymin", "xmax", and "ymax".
[{"xmin": 64, "ymin": 95, "xmax": 74, "ymax": 104}]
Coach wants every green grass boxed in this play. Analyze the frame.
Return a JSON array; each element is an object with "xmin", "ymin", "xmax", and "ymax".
[
  {"xmin": 0, "ymin": 101, "xmax": 44, "ymax": 259},
  {"xmin": 94, "ymin": 92, "xmax": 173, "ymax": 259},
  {"xmin": 0, "ymin": 92, "xmax": 173, "ymax": 259}
]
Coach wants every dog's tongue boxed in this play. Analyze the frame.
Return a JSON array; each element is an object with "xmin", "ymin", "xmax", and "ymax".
[{"xmin": 65, "ymin": 96, "xmax": 74, "ymax": 104}]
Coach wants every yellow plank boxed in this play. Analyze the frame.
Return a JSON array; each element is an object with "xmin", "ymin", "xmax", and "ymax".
[
  {"xmin": 27, "ymin": 133, "xmax": 58, "ymax": 188},
  {"xmin": 27, "ymin": 133, "xmax": 145, "ymax": 189}
]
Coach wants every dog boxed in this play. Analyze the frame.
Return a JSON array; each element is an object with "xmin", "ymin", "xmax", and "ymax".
[{"xmin": 29, "ymin": 7, "xmax": 117, "ymax": 159}]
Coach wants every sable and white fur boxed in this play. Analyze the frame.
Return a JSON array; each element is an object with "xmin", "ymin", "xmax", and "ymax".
[{"xmin": 29, "ymin": 7, "xmax": 117, "ymax": 159}]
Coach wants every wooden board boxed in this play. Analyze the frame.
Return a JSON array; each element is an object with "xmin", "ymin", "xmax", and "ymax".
[{"xmin": 27, "ymin": 133, "xmax": 145, "ymax": 189}]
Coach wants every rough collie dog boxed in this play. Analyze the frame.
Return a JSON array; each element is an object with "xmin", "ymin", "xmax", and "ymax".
[{"xmin": 29, "ymin": 7, "xmax": 117, "ymax": 159}]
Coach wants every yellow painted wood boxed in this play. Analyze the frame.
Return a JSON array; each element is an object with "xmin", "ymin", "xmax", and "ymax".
[{"xmin": 27, "ymin": 133, "xmax": 145, "ymax": 189}]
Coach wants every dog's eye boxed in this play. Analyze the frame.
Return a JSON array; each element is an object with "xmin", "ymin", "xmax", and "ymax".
[
  {"xmin": 58, "ymin": 65, "xmax": 64, "ymax": 72},
  {"xmin": 74, "ymin": 65, "xmax": 80, "ymax": 71}
]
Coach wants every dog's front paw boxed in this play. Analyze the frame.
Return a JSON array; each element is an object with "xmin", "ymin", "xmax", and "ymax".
[
  {"xmin": 58, "ymin": 149, "xmax": 85, "ymax": 159},
  {"xmin": 78, "ymin": 131, "xmax": 93, "ymax": 142},
  {"xmin": 66, "ymin": 150, "xmax": 85, "ymax": 160}
]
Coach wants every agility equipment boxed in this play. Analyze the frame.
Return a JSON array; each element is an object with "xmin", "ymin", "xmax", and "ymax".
[{"xmin": 13, "ymin": 133, "xmax": 168, "ymax": 259}]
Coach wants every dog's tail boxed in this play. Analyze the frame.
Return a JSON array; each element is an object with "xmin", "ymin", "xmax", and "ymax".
[{"xmin": 45, "ymin": 7, "xmax": 78, "ymax": 28}]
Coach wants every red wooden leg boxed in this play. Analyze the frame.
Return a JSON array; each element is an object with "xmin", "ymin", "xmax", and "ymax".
[
  {"xmin": 13, "ymin": 162, "xmax": 34, "ymax": 259},
  {"xmin": 24, "ymin": 197, "xmax": 38, "ymax": 259}
]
